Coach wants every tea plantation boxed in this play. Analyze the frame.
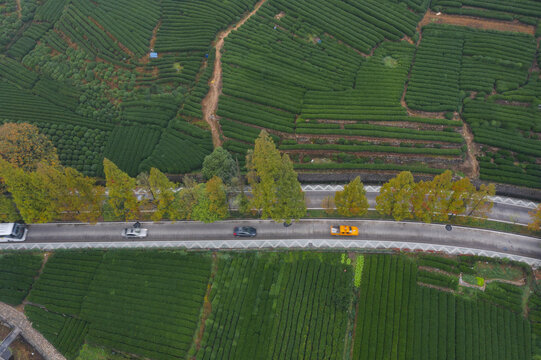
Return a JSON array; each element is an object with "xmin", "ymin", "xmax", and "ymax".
[
  {"xmin": 1, "ymin": 250, "xmax": 539, "ymax": 359},
  {"xmin": 0, "ymin": 0, "xmax": 540, "ymax": 188}
]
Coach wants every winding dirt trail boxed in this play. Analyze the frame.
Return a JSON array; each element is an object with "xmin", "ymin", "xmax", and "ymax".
[{"xmin": 201, "ymin": 0, "xmax": 267, "ymax": 147}]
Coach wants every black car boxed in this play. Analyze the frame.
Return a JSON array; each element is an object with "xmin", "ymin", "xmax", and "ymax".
[{"xmin": 233, "ymin": 226, "xmax": 257, "ymax": 237}]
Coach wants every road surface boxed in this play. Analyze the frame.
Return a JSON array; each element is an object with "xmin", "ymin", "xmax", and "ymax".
[{"xmin": 2, "ymin": 219, "xmax": 539, "ymax": 266}]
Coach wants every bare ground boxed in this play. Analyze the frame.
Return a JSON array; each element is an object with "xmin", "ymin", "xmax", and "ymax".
[
  {"xmin": 419, "ymin": 9, "xmax": 535, "ymax": 35},
  {"xmin": 461, "ymin": 121, "xmax": 480, "ymax": 179},
  {"xmin": 201, "ymin": 0, "xmax": 268, "ymax": 147},
  {"xmin": 15, "ymin": 0, "xmax": 21, "ymax": 18}
]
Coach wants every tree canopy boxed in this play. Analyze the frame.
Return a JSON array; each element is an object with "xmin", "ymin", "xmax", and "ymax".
[
  {"xmin": 246, "ymin": 131, "xmax": 305, "ymax": 223},
  {"xmin": 0, "ymin": 122, "xmax": 58, "ymax": 171},
  {"xmin": 103, "ymin": 158, "xmax": 140, "ymax": 221},
  {"xmin": 375, "ymin": 171, "xmax": 415, "ymax": 221},
  {"xmin": 335, "ymin": 176, "xmax": 369, "ymax": 217},
  {"xmin": 529, "ymin": 204, "xmax": 541, "ymax": 231},
  {"xmin": 201, "ymin": 147, "xmax": 236, "ymax": 184}
]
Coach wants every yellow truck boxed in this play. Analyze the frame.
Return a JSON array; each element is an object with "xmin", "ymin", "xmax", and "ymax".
[{"xmin": 330, "ymin": 225, "xmax": 358, "ymax": 236}]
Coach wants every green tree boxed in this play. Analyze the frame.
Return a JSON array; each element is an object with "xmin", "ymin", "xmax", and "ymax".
[
  {"xmin": 272, "ymin": 154, "xmax": 306, "ymax": 223},
  {"xmin": 246, "ymin": 131, "xmax": 305, "ymax": 223},
  {"xmin": 202, "ymin": 147, "xmax": 236, "ymax": 184},
  {"xmin": 0, "ymin": 122, "xmax": 59, "ymax": 171},
  {"xmin": 103, "ymin": 158, "xmax": 139, "ymax": 220},
  {"xmin": 60, "ymin": 167, "xmax": 104, "ymax": 224},
  {"xmin": 335, "ymin": 176, "xmax": 369, "ymax": 217},
  {"xmin": 246, "ymin": 131, "xmax": 283, "ymax": 218},
  {"xmin": 375, "ymin": 171, "xmax": 415, "ymax": 221},
  {"xmin": 0, "ymin": 195, "xmax": 20, "ymax": 222},
  {"xmin": 148, "ymin": 168, "xmax": 177, "ymax": 221},
  {"xmin": 0, "ymin": 159, "xmax": 62, "ymax": 223}
]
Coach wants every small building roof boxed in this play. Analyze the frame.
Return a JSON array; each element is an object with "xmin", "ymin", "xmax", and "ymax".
[{"xmin": 149, "ymin": 52, "xmax": 158, "ymax": 58}]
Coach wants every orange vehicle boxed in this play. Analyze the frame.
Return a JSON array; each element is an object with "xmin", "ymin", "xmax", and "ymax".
[{"xmin": 330, "ymin": 225, "xmax": 358, "ymax": 236}]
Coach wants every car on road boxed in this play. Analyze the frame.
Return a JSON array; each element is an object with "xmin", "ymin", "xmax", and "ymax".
[
  {"xmin": 233, "ymin": 226, "xmax": 257, "ymax": 237},
  {"xmin": 330, "ymin": 225, "xmax": 358, "ymax": 236},
  {"xmin": 121, "ymin": 227, "xmax": 148, "ymax": 239},
  {"xmin": 0, "ymin": 222, "xmax": 28, "ymax": 242}
]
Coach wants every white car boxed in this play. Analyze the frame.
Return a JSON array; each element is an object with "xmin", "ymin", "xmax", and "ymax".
[{"xmin": 121, "ymin": 227, "xmax": 148, "ymax": 239}]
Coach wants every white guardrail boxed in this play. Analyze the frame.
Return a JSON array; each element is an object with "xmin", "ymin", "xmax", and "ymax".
[
  {"xmin": 1, "ymin": 239, "xmax": 539, "ymax": 268},
  {"xmin": 133, "ymin": 185, "xmax": 539, "ymax": 209}
]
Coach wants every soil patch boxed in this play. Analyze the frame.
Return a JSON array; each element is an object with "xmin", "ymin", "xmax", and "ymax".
[
  {"xmin": 201, "ymin": 0, "xmax": 268, "ymax": 147},
  {"xmin": 419, "ymin": 10, "xmax": 535, "ymax": 35},
  {"xmin": 15, "ymin": 0, "xmax": 21, "ymax": 18},
  {"xmin": 461, "ymin": 121, "xmax": 480, "ymax": 178},
  {"xmin": 274, "ymin": 11, "xmax": 285, "ymax": 20}
]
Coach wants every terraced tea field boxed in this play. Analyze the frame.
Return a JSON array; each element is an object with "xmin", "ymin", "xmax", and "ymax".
[
  {"xmin": 2, "ymin": 250, "xmax": 538, "ymax": 359},
  {"xmin": 0, "ymin": 0, "xmax": 540, "ymax": 185}
]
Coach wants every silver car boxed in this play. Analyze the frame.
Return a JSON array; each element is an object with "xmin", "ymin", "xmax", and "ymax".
[{"xmin": 121, "ymin": 227, "xmax": 148, "ymax": 239}]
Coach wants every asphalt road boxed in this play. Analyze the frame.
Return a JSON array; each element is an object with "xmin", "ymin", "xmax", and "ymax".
[{"xmin": 23, "ymin": 219, "xmax": 541, "ymax": 260}]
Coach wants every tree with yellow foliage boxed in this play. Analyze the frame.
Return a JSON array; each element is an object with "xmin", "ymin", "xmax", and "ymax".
[
  {"xmin": 103, "ymin": 158, "xmax": 140, "ymax": 221},
  {"xmin": 335, "ymin": 176, "xmax": 369, "ymax": 217},
  {"xmin": 528, "ymin": 204, "xmax": 541, "ymax": 231},
  {"xmin": 375, "ymin": 171, "xmax": 415, "ymax": 221},
  {"xmin": 0, "ymin": 122, "xmax": 58, "ymax": 171}
]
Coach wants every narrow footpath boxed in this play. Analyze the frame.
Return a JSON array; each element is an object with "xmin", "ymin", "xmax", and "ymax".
[{"xmin": 201, "ymin": 0, "xmax": 268, "ymax": 147}]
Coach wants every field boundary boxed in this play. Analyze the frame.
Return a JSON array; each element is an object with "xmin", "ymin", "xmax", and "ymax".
[{"xmin": 2, "ymin": 239, "xmax": 539, "ymax": 267}]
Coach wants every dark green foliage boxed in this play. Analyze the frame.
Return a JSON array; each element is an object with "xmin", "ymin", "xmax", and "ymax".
[
  {"xmin": 197, "ymin": 252, "xmax": 351, "ymax": 359},
  {"xmin": 139, "ymin": 128, "xmax": 212, "ymax": 174},
  {"xmin": 280, "ymin": 143, "xmax": 461, "ymax": 155},
  {"xmin": 406, "ymin": 27, "xmax": 463, "ymax": 112},
  {"xmin": 25, "ymin": 305, "xmax": 88, "ymax": 360},
  {"xmin": 71, "ymin": 0, "xmax": 160, "ymax": 57},
  {"xmin": 0, "ymin": 253, "xmax": 42, "ymax": 305},
  {"xmin": 294, "ymin": 162, "xmax": 445, "ymax": 174},
  {"xmin": 34, "ymin": 122, "xmax": 110, "ymax": 177},
  {"xmin": 28, "ymin": 251, "xmax": 104, "ymax": 316},
  {"xmin": 155, "ymin": 0, "xmax": 258, "ymax": 52},
  {"xmin": 104, "ymin": 126, "xmax": 161, "ymax": 176},
  {"xmin": 353, "ymin": 255, "xmax": 417, "ymax": 360},
  {"xmin": 417, "ymin": 270, "xmax": 459, "ymax": 290},
  {"xmin": 418, "ymin": 254, "xmax": 460, "ymax": 273},
  {"xmin": 81, "ymin": 251, "xmax": 211, "ymax": 360},
  {"xmin": 480, "ymin": 282, "xmax": 524, "ymax": 313}
]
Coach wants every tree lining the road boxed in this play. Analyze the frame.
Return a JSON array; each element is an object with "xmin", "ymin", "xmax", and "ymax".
[{"xmin": 0, "ymin": 128, "xmax": 535, "ymax": 230}]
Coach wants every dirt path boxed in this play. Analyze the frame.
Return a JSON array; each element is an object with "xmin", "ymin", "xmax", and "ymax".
[
  {"xmin": 139, "ymin": 20, "xmax": 162, "ymax": 64},
  {"xmin": 201, "ymin": 0, "xmax": 268, "ymax": 147},
  {"xmin": 15, "ymin": 0, "xmax": 21, "ymax": 19},
  {"xmin": 461, "ymin": 121, "xmax": 480, "ymax": 178},
  {"xmin": 419, "ymin": 9, "xmax": 535, "ymax": 35}
]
